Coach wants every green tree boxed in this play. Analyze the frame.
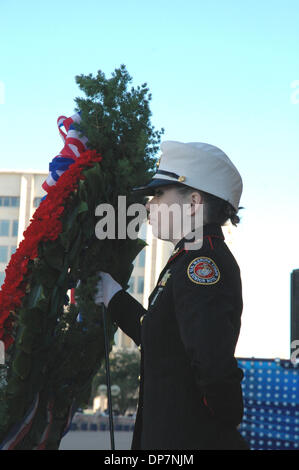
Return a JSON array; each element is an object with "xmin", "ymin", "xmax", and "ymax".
[
  {"xmin": 75, "ymin": 64, "xmax": 164, "ymax": 207},
  {"xmin": 90, "ymin": 349, "xmax": 140, "ymax": 415}
]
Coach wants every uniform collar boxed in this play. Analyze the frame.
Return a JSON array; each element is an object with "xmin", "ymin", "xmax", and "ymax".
[{"xmin": 173, "ymin": 223, "xmax": 225, "ymax": 252}]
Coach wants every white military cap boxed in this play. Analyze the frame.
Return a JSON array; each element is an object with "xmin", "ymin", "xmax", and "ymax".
[{"xmin": 132, "ymin": 140, "xmax": 243, "ymax": 211}]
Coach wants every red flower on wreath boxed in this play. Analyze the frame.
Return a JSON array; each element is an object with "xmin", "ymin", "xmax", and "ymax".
[{"xmin": 0, "ymin": 149, "xmax": 102, "ymax": 350}]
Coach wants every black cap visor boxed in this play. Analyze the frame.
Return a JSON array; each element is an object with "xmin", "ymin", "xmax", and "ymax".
[{"xmin": 131, "ymin": 178, "xmax": 184, "ymax": 195}]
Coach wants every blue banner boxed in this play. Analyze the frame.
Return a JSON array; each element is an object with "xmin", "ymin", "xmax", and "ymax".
[{"xmin": 237, "ymin": 358, "xmax": 299, "ymax": 450}]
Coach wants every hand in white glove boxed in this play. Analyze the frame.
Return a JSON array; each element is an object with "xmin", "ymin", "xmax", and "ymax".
[{"xmin": 94, "ymin": 271, "xmax": 123, "ymax": 308}]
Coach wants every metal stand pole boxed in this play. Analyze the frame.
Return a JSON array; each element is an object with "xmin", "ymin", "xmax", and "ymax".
[{"xmin": 102, "ymin": 303, "xmax": 115, "ymax": 450}]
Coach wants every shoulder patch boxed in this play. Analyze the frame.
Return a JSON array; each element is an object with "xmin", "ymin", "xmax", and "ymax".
[{"xmin": 187, "ymin": 256, "xmax": 220, "ymax": 285}]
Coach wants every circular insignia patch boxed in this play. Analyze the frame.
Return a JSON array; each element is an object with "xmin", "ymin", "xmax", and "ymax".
[{"xmin": 187, "ymin": 257, "xmax": 220, "ymax": 285}]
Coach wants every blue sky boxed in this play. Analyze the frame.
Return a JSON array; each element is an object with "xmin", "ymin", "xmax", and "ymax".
[{"xmin": 1, "ymin": 0, "xmax": 299, "ymax": 358}]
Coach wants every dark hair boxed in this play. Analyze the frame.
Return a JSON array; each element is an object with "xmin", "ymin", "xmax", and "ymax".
[{"xmin": 175, "ymin": 184, "xmax": 243, "ymax": 227}]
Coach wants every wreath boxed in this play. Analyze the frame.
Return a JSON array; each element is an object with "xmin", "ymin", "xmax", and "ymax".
[{"xmin": 0, "ymin": 65, "xmax": 163, "ymax": 450}]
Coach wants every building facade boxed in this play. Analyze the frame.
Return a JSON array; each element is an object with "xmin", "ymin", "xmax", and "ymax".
[{"xmin": 0, "ymin": 170, "xmax": 46, "ymax": 287}]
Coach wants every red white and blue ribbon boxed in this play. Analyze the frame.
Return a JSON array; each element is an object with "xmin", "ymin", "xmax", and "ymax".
[
  {"xmin": 42, "ymin": 112, "xmax": 88, "ymax": 193},
  {"xmin": 0, "ymin": 396, "xmax": 76, "ymax": 450},
  {"xmin": 33, "ymin": 400, "xmax": 54, "ymax": 450},
  {"xmin": 0, "ymin": 393, "xmax": 40, "ymax": 450}
]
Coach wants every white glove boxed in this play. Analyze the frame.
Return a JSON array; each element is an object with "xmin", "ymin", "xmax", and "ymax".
[{"xmin": 94, "ymin": 271, "xmax": 123, "ymax": 308}]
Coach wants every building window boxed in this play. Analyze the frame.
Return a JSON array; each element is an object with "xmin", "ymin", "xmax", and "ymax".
[
  {"xmin": 10, "ymin": 246, "xmax": 17, "ymax": 255},
  {"xmin": 12, "ymin": 220, "xmax": 18, "ymax": 237},
  {"xmin": 0, "ymin": 197, "xmax": 20, "ymax": 207},
  {"xmin": 0, "ymin": 246, "xmax": 8, "ymax": 263},
  {"xmin": 137, "ymin": 276, "xmax": 144, "ymax": 294},
  {"xmin": 33, "ymin": 197, "xmax": 42, "ymax": 207},
  {"xmin": 10, "ymin": 197, "xmax": 20, "ymax": 207},
  {"xmin": 0, "ymin": 220, "xmax": 9, "ymax": 236},
  {"xmin": 128, "ymin": 276, "xmax": 135, "ymax": 293},
  {"xmin": 0, "ymin": 271, "xmax": 5, "ymax": 288},
  {"xmin": 138, "ymin": 250, "xmax": 145, "ymax": 267}
]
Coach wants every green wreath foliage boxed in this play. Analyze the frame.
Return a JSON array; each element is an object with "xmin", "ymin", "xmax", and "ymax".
[{"xmin": 0, "ymin": 65, "xmax": 163, "ymax": 449}]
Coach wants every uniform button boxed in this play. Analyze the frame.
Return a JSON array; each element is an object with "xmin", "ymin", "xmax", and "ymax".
[
  {"xmin": 140, "ymin": 315, "xmax": 145, "ymax": 325},
  {"xmin": 138, "ymin": 375, "xmax": 141, "ymax": 381},
  {"xmin": 138, "ymin": 345, "xmax": 142, "ymax": 351}
]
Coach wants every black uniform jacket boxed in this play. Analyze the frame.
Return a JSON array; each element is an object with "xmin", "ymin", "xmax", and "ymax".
[{"xmin": 107, "ymin": 223, "xmax": 249, "ymax": 450}]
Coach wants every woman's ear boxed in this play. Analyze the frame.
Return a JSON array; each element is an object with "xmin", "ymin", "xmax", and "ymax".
[{"xmin": 190, "ymin": 192, "xmax": 203, "ymax": 216}]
